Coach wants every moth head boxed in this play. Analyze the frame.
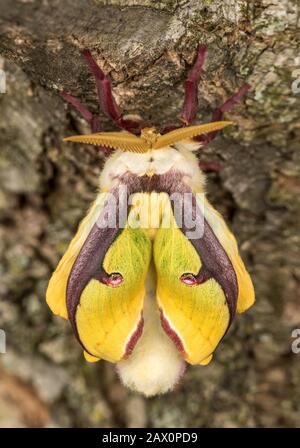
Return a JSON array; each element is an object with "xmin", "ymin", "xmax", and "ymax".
[
  {"xmin": 63, "ymin": 121, "xmax": 233, "ymax": 153},
  {"xmin": 140, "ymin": 127, "xmax": 160, "ymax": 146}
]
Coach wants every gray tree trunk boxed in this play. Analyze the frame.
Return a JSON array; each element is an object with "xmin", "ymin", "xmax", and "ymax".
[{"xmin": 0, "ymin": 0, "xmax": 300, "ymax": 427}]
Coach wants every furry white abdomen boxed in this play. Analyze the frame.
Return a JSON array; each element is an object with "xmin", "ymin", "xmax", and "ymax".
[{"xmin": 116, "ymin": 263, "xmax": 185, "ymax": 397}]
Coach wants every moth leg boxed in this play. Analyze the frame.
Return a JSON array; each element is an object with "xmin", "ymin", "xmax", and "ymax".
[
  {"xmin": 195, "ymin": 83, "xmax": 250, "ymax": 144},
  {"xmin": 82, "ymin": 50, "xmax": 143, "ymax": 134},
  {"xmin": 181, "ymin": 45, "xmax": 206, "ymax": 126},
  {"xmin": 60, "ymin": 91, "xmax": 101, "ymax": 132},
  {"xmin": 198, "ymin": 161, "xmax": 223, "ymax": 172},
  {"xmin": 60, "ymin": 91, "xmax": 113, "ymax": 156},
  {"xmin": 160, "ymin": 124, "xmax": 180, "ymax": 135}
]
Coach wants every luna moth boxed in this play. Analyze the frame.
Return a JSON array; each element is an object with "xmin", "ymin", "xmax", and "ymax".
[{"xmin": 46, "ymin": 46, "xmax": 255, "ymax": 396}]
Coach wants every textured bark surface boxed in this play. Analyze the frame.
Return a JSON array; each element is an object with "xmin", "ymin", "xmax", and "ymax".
[{"xmin": 0, "ymin": 0, "xmax": 300, "ymax": 427}]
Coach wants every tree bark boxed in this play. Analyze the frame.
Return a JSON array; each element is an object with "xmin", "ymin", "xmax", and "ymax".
[{"xmin": 0, "ymin": 0, "xmax": 300, "ymax": 427}]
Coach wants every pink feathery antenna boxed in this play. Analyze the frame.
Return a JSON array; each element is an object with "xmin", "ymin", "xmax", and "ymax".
[{"xmin": 60, "ymin": 45, "xmax": 250, "ymax": 163}]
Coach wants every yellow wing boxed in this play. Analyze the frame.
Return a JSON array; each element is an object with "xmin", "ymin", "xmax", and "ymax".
[
  {"xmin": 75, "ymin": 225, "xmax": 151, "ymax": 362},
  {"xmin": 154, "ymin": 210, "xmax": 230, "ymax": 365},
  {"xmin": 153, "ymin": 195, "xmax": 255, "ymax": 365},
  {"xmin": 46, "ymin": 190, "xmax": 152, "ymax": 363}
]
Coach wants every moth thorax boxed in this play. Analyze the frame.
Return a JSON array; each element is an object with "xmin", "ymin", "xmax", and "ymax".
[
  {"xmin": 140, "ymin": 127, "xmax": 160, "ymax": 147},
  {"xmin": 129, "ymin": 192, "xmax": 171, "ymax": 240}
]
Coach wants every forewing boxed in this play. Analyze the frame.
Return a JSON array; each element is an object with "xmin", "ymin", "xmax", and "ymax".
[
  {"xmin": 154, "ymin": 185, "xmax": 254, "ymax": 365},
  {"xmin": 75, "ymin": 225, "xmax": 151, "ymax": 362},
  {"xmin": 46, "ymin": 186, "xmax": 151, "ymax": 362},
  {"xmin": 154, "ymin": 210, "xmax": 230, "ymax": 365}
]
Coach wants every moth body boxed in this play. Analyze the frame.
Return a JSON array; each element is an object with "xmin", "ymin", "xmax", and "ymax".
[
  {"xmin": 46, "ymin": 47, "xmax": 255, "ymax": 396},
  {"xmin": 100, "ymin": 145, "xmax": 205, "ymax": 192}
]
